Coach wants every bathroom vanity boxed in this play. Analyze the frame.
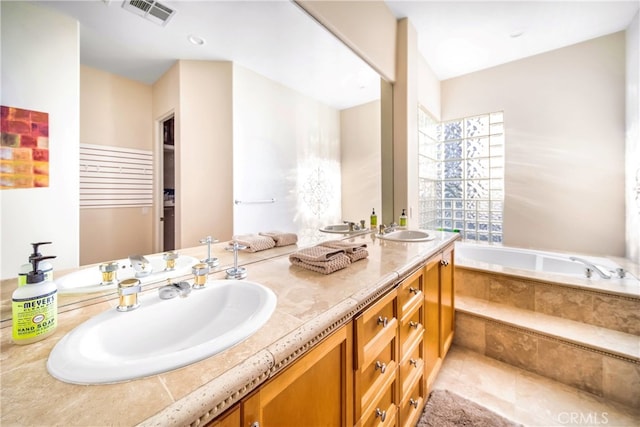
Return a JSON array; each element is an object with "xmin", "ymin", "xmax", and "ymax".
[{"xmin": 0, "ymin": 231, "xmax": 458, "ymax": 426}]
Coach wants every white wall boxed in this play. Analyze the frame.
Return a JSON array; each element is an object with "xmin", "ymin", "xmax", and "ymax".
[
  {"xmin": 232, "ymin": 65, "xmax": 341, "ymax": 243},
  {"xmin": 626, "ymin": 12, "xmax": 640, "ymax": 263},
  {"xmin": 442, "ymin": 32, "xmax": 626, "ymax": 257},
  {"xmin": 1, "ymin": 2, "xmax": 79, "ymax": 279},
  {"xmin": 341, "ymin": 101, "xmax": 382, "ymax": 223}
]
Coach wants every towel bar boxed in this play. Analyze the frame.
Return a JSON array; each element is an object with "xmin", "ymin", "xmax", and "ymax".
[{"xmin": 234, "ymin": 198, "xmax": 276, "ymax": 205}]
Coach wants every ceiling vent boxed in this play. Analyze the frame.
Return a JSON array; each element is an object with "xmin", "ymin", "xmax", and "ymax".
[{"xmin": 122, "ymin": 0, "xmax": 176, "ymax": 26}]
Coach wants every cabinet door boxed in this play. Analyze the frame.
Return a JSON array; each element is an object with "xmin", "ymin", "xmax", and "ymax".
[
  {"xmin": 440, "ymin": 247, "xmax": 454, "ymax": 357},
  {"xmin": 424, "ymin": 254, "xmax": 441, "ymax": 392},
  {"xmin": 206, "ymin": 406, "xmax": 240, "ymax": 427},
  {"xmin": 243, "ymin": 323, "xmax": 353, "ymax": 427}
]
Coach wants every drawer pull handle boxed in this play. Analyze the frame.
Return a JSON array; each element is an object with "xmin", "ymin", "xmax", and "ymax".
[
  {"xmin": 409, "ymin": 321, "xmax": 420, "ymax": 329},
  {"xmin": 441, "ymin": 259, "xmax": 449, "ymax": 266},
  {"xmin": 375, "ymin": 360, "xmax": 387, "ymax": 374},
  {"xmin": 409, "ymin": 358, "xmax": 418, "ymax": 367},
  {"xmin": 409, "ymin": 398, "xmax": 419, "ymax": 408},
  {"xmin": 409, "ymin": 286, "xmax": 420, "ymax": 295},
  {"xmin": 375, "ymin": 408, "xmax": 387, "ymax": 422},
  {"xmin": 250, "ymin": 423, "xmax": 260, "ymax": 427},
  {"xmin": 377, "ymin": 316, "xmax": 388, "ymax": 327}
]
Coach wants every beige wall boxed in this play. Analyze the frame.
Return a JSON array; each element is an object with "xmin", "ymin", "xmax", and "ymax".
[
  {"xmin": 341, "ymin": 100, "xmax": 382, "ymax": 222},
  {"xmin": 79, "ymin": 65, "xmax": 154, "ymax": 264},
  {"xmin": 442, "ymin": 33, "xmax": 626, "ymax": 256},
  {"xmin": 1, "ymin": 1, "xmax": 80, "ymax": 278},
  {"xmin": 177, "ymin": 61, "xmax": 234, "ymax": 247}
]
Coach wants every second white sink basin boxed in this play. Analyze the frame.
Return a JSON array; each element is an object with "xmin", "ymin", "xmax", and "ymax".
[
  {"xmin": 47, "ymin": 280, "xmax": 277, "ymax": 384},
  {"xmin": 377, "ymin": 229, "xmax": 435, "ymax": 242}
]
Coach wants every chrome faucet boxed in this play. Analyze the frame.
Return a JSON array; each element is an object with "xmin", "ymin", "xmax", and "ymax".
[
  {"xmin": 129, "ymin": 254, "xmax": 151, "ymax": 278},
  {"xmin": 343, "ymin": 221, "xmax": 359, "ymax": 232},
  {"xmin": 158, "ymin": 281, "xmax": 192, "ymax": 299},
  {"xmin": 569, "ymin": 257, "xmax": 611, "ymax": 279},
  {"xmin": 379, "ymin": 222, "xmax": 398, "ymax": 235}
]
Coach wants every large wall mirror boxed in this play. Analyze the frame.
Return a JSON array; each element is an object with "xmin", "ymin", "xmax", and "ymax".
[{"xmin": 0, "ymin": 1, "xmax": 390, "ymax": 321}]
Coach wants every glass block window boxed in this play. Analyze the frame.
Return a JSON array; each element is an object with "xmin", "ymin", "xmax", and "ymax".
[{"xmin": 418, "ymin": 108, "xmax": 504, "ymax": 243}]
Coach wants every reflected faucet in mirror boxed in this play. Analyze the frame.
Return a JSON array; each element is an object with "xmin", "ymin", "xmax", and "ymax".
[{"xmin": 128, "ymin": 254, "xmax": 151, "ymax": 278}]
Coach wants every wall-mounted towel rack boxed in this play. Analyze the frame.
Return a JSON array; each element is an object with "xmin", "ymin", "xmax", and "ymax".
[
  {"xmin": 80, "ymin": 143, "xmax": 153, "ymax": 208},
  {"xmin": 234, "ymin": 198, "xmax": 276, "ymax": 205}
]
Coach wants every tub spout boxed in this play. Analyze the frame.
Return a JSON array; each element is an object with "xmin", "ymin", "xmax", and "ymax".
[{"xmin": 569, "ymin": 257, "xmax": 611, "ymax": 279}]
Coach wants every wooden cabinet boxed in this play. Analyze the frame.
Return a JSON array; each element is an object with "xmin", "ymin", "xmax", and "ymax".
[
  {"xmin": 396, "ymin": 268, "xmax": 426, "ymax": 427},
  {"xmin": 354, "ymin": 289, "xmax": 398, "ymax": 426},
  {"xmin": 206, "ymin": 243, "xmax": 456, "ymax": 427},
  {"xmin": 243, "ymin": 323, "xmax": 353, "ymax": 427},
  {"xmin": 424, "ymin": 244, "xmax": 456, "ymax": 393}
]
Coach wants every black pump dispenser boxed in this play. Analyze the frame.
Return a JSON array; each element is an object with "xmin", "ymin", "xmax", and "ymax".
[
  {"xmin": 28, "ymin": 242, "xmax": 52, "ymax": 261},
  {"xmin": 26, "ymin": 255, "xmax": 56, "ymax": 284}
]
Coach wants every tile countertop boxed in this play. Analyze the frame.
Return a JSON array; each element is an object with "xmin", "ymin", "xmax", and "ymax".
[{"xmin": 0, "ymin": 231, "xmax": 459, "ymax": 426}]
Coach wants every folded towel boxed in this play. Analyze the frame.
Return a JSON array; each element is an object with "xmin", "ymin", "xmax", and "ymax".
[
  {"xmin": 231, "ymin": 234, "xmax": 276, "ymax": 252},
  {"xmin": 288, "ymin": 245, "xmax": 351, "ymax": 274},
  {"xmin": 319, "ymin": 240, "xmax": 369, "ymax": 262},
  {"xmin": 289, "ymin": 253, "xmax": 351, "ymax": 274},
  {"xmin": 289, "ymin": 245, "xmax": 346, "ymax": 262},
  {"xmin": 259, "ymin": 231, "xmax": 298, "ymax": 247}
]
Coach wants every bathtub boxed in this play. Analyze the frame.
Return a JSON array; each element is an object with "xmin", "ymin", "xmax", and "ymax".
[{"xmin": 454, "ymin": 241, "xmax": 631, "ymax": 280}]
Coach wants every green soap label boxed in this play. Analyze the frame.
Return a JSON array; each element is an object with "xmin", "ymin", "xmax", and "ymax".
[{"xmin": 12, "ymin": 289, "xmax": 57, "ymax": 341}]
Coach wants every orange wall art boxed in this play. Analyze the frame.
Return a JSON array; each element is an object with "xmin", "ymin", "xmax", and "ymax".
[{"xmin": 0, "ymin": 105, "xmax": 49, "ymax": 189}]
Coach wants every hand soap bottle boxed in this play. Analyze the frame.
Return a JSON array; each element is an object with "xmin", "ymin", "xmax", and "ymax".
[
  {"xmin": 399, "ymin": 209, "xmax": 407, "ymax": 227},
  {"xmin": 18, "ymin": 242, "xmax": 53, "ymax": 286},
  {"xmin": 370, "ymin": 208, "xmax": 377, "ymax": 230},
  {"xmin": 12, "ymin": 254, "xmax": 58, "ymax": 345}
]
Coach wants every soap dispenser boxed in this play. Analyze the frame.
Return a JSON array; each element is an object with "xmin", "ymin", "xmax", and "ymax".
[
  {"xmin": 399, "ymin": 209, "xmax": 408, "ymax": 227},
  {"xmin": 18, "ymin": 242, "xmax": 53, "ymax": 286},
  {"xmin": 12, "ymin": 254, "xmax": 58, "ymax": 345},
  {"xmin": 370, "ymin": 208, "xmax": 377, "ymax": 230}
]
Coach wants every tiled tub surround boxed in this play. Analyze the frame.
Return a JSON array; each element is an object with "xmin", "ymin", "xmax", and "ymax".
[
  {"xmin": 454, "ymin": 262, "xmax": 640, "ymax": 409},
  {"xmin": 0, "ymin": 231, "xmax": 459, "ymax": 426}
]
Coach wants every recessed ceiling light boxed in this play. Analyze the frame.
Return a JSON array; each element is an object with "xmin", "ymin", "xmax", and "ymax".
[
  {"xmin": 510, "ymin": 31, "xmax": 524, "ymax": 39},
  {"xmin": 188, "ymin": 34, "xmax": 206, "ymax": 46}
]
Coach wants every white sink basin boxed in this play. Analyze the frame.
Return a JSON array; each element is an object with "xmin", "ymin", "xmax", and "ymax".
[
  {"xmin": 55, "ymin": 254, "xmax": 200, "ymax": 294},
  {"xmin": 376, "ymin": 229, "xmax": 435, "ymax": 242},
  {"xmin": 319, "ymin": 224, "xmax": 368, "ymax": 234},
  {"xmin": 47, "ymin": 280, "xmax": 277, "ymax": 384}
]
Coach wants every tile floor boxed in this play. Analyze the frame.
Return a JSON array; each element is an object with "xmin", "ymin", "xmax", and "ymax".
[{"xmin": 433, "ymin": 346, "xmax": 640, "ymax": 427}]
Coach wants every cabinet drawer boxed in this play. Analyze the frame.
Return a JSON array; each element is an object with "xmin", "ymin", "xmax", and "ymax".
[
  {"xmin": 355, "ymin": 289, "xmax": 397, "ymax": 369},
  {"xmin": 398, "ymin": 373, "xmax": 424, "ymax": 427},
  {"xmin": 399, "ymin": 336, "xmax": 424, "ymax": 401},
  {"xmin": 359, "ymin": 372, "xmax": 398, "ymax": 427},
  {"xmin": 398, "ymin": 304, "xmax": 423, "ymax": 358},
  {"xmin": 397, "ymin": 268, "xmax": 423, "ymax": 320},
  {"xmin": 360, "ymin": 341, "xmax": 398, "ymax": 413}
]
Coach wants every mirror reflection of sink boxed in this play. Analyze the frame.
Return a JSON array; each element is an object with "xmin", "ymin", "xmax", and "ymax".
[
  {"xmin": 319, "ymin": 224, "xmax": 369, "ymax": 234},
  {"xmin": 376, "ymin": 229, "xmax": 435, "ymax": 242},
  {"xmin": 55, "ymin": 254, "xmax": 200, "ymax": 294},
  {"xmin": 47, "ymin": 280, "xmax": 277, "ymax": 384}
]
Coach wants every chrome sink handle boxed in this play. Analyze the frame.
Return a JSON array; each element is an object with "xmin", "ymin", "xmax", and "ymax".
[
  {"xmin": 200, "ymin": 235, "xmax": 220, "ymax": 268},
  {"xmin": 225, "ymin": 241, "xmax": 247, "ymax": 279}
]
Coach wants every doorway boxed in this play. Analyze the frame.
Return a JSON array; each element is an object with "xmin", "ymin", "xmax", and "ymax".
[{"xmin": 162, "ymin": 115, "xmax": 175, "ymax": 251}]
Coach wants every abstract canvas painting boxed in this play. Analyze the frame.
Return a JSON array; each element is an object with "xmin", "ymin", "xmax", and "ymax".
[{"xmin": 0, "ymin": 105, "xmax": 49, "ymax": 189}]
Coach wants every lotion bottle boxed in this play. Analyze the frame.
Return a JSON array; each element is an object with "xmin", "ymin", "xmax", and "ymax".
[
  {"xmin": 12, "ymin": 254, "xmax": 58, "ymax": 345},
  {"xmin": 18, "ymin": 242, "xmax": 53, "ymax": 286},
  {"xmin": 399, "ymin": 209, "xmax": 408, "ymax": 227}
]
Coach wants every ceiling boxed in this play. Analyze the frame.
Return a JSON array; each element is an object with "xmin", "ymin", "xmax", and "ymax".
[{"xmin": 32, "ymin": 1, "xmax": 639, "ymax": 109}]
